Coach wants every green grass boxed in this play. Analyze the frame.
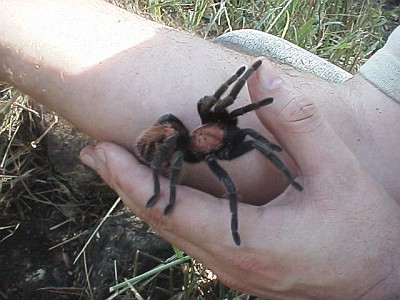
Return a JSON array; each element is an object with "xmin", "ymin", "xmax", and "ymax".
[
  {"xmin": 1, "ymin": 0, "xmax": 396, "ymax": 299},
  {"xmin": 130, "ymin": 0, "xmax": 389, "ymax": 73}
]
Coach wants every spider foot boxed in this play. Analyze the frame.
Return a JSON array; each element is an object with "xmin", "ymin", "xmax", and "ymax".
[
  {"xmin": 145, "ymin": 195, "xmax": 158, "ymax": 208},
  {"xmin": 233, "ymin": 231, "xmax": 241, "ymax": 246},
  {"xmin": 289, "ymin": 178, "xmax": 303, "ymax": 191},
  {"xmin": 280, "ymin": 167, "xmax": 303, "ymax": 191},
  {"xmin": 163, "ymin": 203, "xmax": 174, "ymax": 215},
  {"xmin": 231, "ymin": 211, "xmax": 240, "ymax": 245}
]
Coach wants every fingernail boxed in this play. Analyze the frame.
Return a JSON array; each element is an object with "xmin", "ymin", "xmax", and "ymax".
[
  {"xmin": 257, "ymin": 59, "xmax": 284, "ymax": 90},
  {"xmin": 80, "ymin": 153, "xmax": 96, "ymax": 169}
]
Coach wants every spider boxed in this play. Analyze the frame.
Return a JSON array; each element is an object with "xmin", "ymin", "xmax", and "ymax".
[{"xmin": 134, "ymin": 60, "xmax": 303, "ymax": 246}]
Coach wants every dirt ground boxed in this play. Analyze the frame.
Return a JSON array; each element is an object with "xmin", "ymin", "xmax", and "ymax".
[
  {"xmin": 0, "ymin": 115, "xmax": 175, "ymax": 299},
  {"xmin": 0, "ymin": 187, "xmax": 173, "ymax": 299},
  {"xmin": 0, "ymin": 202, "xmax": 82, "ymax": 299}
]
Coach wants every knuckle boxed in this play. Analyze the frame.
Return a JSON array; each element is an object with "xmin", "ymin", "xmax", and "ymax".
[
  {"xmin": 280, "ymin": 97, "xmax": 316, "ymax": 122},
  {"xmin": 279, "ymin": 97, "xmax": 322, "ymax": 133}
]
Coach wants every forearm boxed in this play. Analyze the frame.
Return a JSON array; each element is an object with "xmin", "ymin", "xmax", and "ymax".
[
  {"xmin": 1, "ymin": 0, "xmax": 400, "ymax": 203},
  {"xmin": 1, "ymin": 0, "xmax": 222, "ymax": 140},
  {"xmin": 0, "ymin": 0, "xmax": 296, "ymax": 202}
]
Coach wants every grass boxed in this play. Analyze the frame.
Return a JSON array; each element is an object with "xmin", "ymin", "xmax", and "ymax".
[
  {"xmin": 127, "ymin": 0, "xmax": 390, "ymax": 73},
  {"xmin": 0, "ymin": 0, "xmax": 396, "ymax": 299}
]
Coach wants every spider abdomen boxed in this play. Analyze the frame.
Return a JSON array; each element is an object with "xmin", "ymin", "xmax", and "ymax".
[
  {"xmin": 134, "ymin": 123, "xmax": 181, "ymax": 166},
  {"xmin": 189, "ymin": 123, "xmax": 226, "ymax": 154}
]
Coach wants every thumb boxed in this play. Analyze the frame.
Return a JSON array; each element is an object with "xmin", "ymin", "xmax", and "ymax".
[
  {"xmin": 79, "ymin": 142, "xmax": 155, "ymax": 214},
  {"xmin": 247, "ymin": 58, "xmax": 352, "ymax": 176}
]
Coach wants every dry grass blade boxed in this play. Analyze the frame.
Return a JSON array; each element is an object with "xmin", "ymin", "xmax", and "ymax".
[
  {"xmin": 109, "ymin": 254, "xmax": 191, "ymax": 292},
  {"xmin": 0, "ymin": 223, "xmax": 20, "ymax": 243},
  {"xmin": 73, "ymin": 197, "xmax": 122, "ymax": 265}
]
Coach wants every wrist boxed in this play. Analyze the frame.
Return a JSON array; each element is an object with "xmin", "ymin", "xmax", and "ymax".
[{"xmin": 337, "ymin": 74, "xmax": 400, "ymax": 200}]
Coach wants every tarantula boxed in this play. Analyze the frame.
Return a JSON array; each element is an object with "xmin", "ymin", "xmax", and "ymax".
[{"xmin": 134, "ymin": 60, "xmax": 303, "ymax": 246}]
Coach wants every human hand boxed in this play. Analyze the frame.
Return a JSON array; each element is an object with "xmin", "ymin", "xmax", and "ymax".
[{"xmin": 80, "ymin": 59, "xmax": 400, "ymax": 299}]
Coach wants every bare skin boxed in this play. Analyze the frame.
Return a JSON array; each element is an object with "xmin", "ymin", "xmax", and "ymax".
[
  {"xmin": 79, "ymin": 62, "xmax": 400, "ymax": 298},
  {"xmin": 1, "ymin": 0, "xmax": 399, "ymax": 204},
  {"xmin": 1, "ymin": 0, "xmax": 400, "ymax": 298}
]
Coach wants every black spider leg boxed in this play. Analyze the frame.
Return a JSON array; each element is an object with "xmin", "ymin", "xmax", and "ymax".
[
  {"xmin": 217, "ymin": 128, "xmax": 302, "ymax": 191},
  {"xmin": 163, "ymin": 150, "xmax": 184, "ymax": 215},
  {"xmin": 201, "ymin": 66, "xmax": 246, "ymax": 111},
  {"xmin": 216, "ymin": 140, "xmax": 254, "ymax": 161},
  {"xmin": 240, "ymin": 128, "xmax": 283, "ymax": 153},
  {"xmin": 205, "ymin": 154, "xmax": 241, "ymax": 246},
  {"xmin": 146, "ymin": 132, "xmax": 180, "ymax": 208},
  {"xmin": 248, "ymin": 134, "xmax": 303, "ymax": 191},
  {"xmin": 229, "ymin": 97, "xmax": 274, "ymax": 118},
  {"xmin": 213, "ymin": 60, "xmax": 263, "ymax": 113},
  {"xmin": 197, "ymin": 66, "xmax": 246, "ymax": 124}
]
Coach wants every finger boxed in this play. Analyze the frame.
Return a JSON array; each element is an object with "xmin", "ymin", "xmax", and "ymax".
[
  {"xmin": 247, "ymin": 58, "xmax": 357, "ymax": 175},
  {"xmin": 80, "ymin": 143, "xmax": 295, "ymax": 294},
  {"xmin": 80, "ymin": 142, "xmax": 247, "ymax": 248},
  {"xmin": 80, "ymin": 143, "xmax": 153, "ymax": 215}
]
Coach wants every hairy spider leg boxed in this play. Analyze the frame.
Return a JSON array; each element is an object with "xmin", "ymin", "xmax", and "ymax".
[
  {"xmin": 213, "ymin": 60, "xmax": 263, "ymax": 113},
  {"xmin": 156, "ymin": 113, "xmax": 186, "ymax": 129},
  {"xmin": 215, "ymin": 127, "xmax": 302, "ymax": 190},
  {"xmin": 146, "ymin": 133, "xmax": 180, "ymax": 208},
  {"xmin": 240, "ymin": 128, "xmax": 283, "ymax": 152},
  {"xmin": 213, "ymin": 66, "xmax": 246, "ymax": 101},
  {"xmin": 217, "ymin": 125, "xmax": 282, "ymax": 158},
  {"xmin": 163, "ymin": 151, "xmax": 184, "ymax": 215},
  {"xmin": 205, "ymin": 154, "xmax": 241, "ymax": 246},
  {"xmin": 229, "ymin": 97, "xmax": 274, "ymax": 118},
  {"xmin": 251, "ymin": 139, "xmax": 303, "ymax": 191},
  {"xmin": 215, "ymin": 140, "xmax": 254, "ymax": 160},
  {"xmin": 229, "ymin": 127, "xmax": 302, "ymax": 190},
  {"xmin": 197, "ymin": 66, "xmax": 246, "ymax": 115}
]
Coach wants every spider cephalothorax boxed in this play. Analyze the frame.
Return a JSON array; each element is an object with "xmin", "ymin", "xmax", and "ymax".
[{"xmin": 134, "ymin": 60, "xmax": 303, "ymax": 246}]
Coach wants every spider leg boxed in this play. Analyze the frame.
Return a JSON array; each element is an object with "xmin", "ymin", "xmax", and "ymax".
[
  {"xmin": 240, "ymin": 128, "xmax": 283, "ymax": 152},
  {"xmin": 197, "ymin": 96, "xmax": 217, "ymax": 124},
  {"xmin": 216, "ymin": 140, "xmax": 255, "ymax": 160},
  {"xmin": 229, "ymin": 97, "xmax": 273, "ymax": 118},
  {"xmin": 146, "ymin": 132, "xmax": 180, "ymax": 208},
  {"xmin": 216, "ymin": 126, "xmax": 281, "ymax": 160},
  {"xmin": 163, "ymin": 151, "xmax": 184, "ymax": 215},
  {"xmin": 219, "ymin": 127, "xmax": 302, "ymax": 191},
  {"xmin": 199, "ymin": 66, "xmax": 246, "ymax": 112},
  {"xmin": 252, "ymin": 139, "xmax": 303, "ymax": 191},
  {"xmin": 205, "ymin": 154, "xmax": 241, "ymax": 246},
  {"xmin": 146, "ymin": 169, "xmax": 160, "ymax": 208},
  {"xmin": 197, "ymin": 66, "xmax": 246, "ymax": 124},
  {"xmin": 214, "ymin": 60, "xmax": 263, "ymax": 113},
  {"xmin": 213, "ymin": 65, "xmax": 246, "ymax": 100},
  {"xmin": 156, "ymin": 113, "xmax": 184, "ymax": 126}
]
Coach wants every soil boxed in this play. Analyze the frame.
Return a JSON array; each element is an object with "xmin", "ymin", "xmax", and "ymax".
[
  {"xmin": 0, "ymin": 185, "xmax": 173, "ymax": 299},
  {"xmin": 0, "ymin": 202, "xmax": 82, "ymax": 299},
  {"xmin": 0, "ymin": 111, "xmax": 173, "ymax": 299}
]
